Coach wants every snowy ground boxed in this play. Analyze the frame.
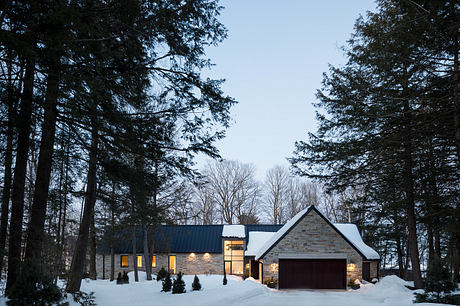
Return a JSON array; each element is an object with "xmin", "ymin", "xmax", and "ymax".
[{"xmin": 0, "ymin": 273, "xmax": 455, "ymax": 305}]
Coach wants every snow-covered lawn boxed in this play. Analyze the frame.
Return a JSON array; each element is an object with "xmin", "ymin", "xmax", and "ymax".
[{"xmin": 0, "ymin": 273, "xmax": 454, "ymax": 305}]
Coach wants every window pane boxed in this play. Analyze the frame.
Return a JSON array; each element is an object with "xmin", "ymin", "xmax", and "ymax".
[
  {"xmin": 152, "ymin": 255, "xmax": 156, "ymax": 268},
  {"xmin": 225, "ymin": 261, "xmax": 231, "ymax": 274},
  {"xmin": 137, "ymin": 255, "xmax": 143, "ymax": 267},
  {"xmin": 232, "ymin": 261, "xmax": 243, "ymax": 275},
  {"xmin": 121, "ymin": 255, "xmax": 128, "ymax": 267},
  {"xmin": 169, "ymin": 256, "xmax": 176, "ymax": 274}
]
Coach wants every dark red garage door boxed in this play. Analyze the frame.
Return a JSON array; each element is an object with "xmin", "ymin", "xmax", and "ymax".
[{"xmin": 279, "ymin": 259, "xmax": 346, "ymax": 289}]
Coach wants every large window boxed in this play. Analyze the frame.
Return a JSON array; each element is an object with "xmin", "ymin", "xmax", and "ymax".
[
  {"xmin": 121, "ymin": 255, "xmax": 129, "ymax": 267},
  {"xmin": 224, "ymin": 240, "xmax": 244, "ymax": 275},
  {"xmin": 137, "ymin": 255, "xmax": 143, "ymax": 267},
  {"xmin": 169, "ymin": 255, "xmax": 176, "ymax": 274},
  {"xmin": 152, "ymin": 255, "xmax": 156, "ymax": 268}
]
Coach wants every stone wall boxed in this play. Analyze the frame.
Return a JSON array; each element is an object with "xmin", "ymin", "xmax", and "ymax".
[
  {"xmin": 261, "ymin": 209, "xmax": 363, "ymax": 288},
  {"xmin": 369, "ymin": 260, "xmax": 379, "ymax": 279},
  {"xmin": 96, "ymin": 252, "xmax": 223, "ymax": 279}
]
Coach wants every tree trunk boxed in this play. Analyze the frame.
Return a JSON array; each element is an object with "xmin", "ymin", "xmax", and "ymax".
[
  {"xmin": 24, "ymin": 57, "xmax": 60, "ymax": 269},
  {"xmin": 0, "ymin": 64, "xmax": 17, "ymax": 272},
  {"xmin": 453, "ymin": 45, "xmax": 460, "ymax": 168},
  {"xmin": 454, "ymin": 235, "xmax": 460, "ymax": 282},
  {"xmin": 396, "ymin": 233, "xmax": 404, "ymax": 278},
  {"xmin": 66, "ymin": 116, "xmax": 98, "ymax": 293},
  {"xmin": 131, "ymin": 225, "xmax": 139, "ymax": 282},
  {"xmin": 143, "ymin": 228, "xmax": 152, "ymax": 280},
  {"xmin": 6, "ymin": 60, "xmax": 34, "ymax": 293},
  {"xmin": 89, "ymin": 208, "xmax": 97, "ymax": 280}
]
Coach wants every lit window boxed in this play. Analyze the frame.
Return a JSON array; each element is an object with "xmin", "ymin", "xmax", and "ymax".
[
  {"xmin": 121, "ymin": 255, "xmax": 129, "ymax": 267},
  {"xmin": 169, "ymin": 255, "xmax": 176, "ymax": 274},
  {"xmin": 224, "ymin": 240, "xmax": 244, "ymax": 275},
  {"xmin": 152, "ymin": 255, "xmax": 156, "ymax": 268},
  {"xmin": 137, "ymin": 255, "xmax": 143, "ymax": 267}
]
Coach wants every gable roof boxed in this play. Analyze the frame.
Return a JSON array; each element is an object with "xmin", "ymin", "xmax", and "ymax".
[
  {"xmin": 334, "ymin": 223, "xmax": 380, "ymax": 260},
  {"xmin": 255, "ymin": 206, "xmax": 379, "ymax": 261}
]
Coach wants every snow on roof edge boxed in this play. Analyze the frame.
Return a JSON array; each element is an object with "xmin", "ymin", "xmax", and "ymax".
[{"xmin": 222, "ymin": 224, "xmax": 246, "ymax": 238}]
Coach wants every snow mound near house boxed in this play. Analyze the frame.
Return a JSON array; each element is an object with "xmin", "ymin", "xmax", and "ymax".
[
  {"xmin": 222, "ymin": 224, "xmax": 246, "ymax": 238},
  {"xmin": 357, "ymin": 275, "xmax": 416, "ymax": 305},
  {"xmin": 245, "ymin": 232, "xmax": 275, "ymax": 256},
  {"xmin": 334, "ymin": 223, "xmax": 380, "ymax": 260}
]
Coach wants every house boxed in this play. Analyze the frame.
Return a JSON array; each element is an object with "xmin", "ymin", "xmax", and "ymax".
[{"xmin": 96, "ymin": 205, "xmax": 380, "ymax": 289}]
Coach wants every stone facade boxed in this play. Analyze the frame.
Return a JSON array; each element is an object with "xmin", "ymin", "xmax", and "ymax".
[
  {"xmin": 96, "ymin": 252, "xmax": 223, "ymax": 279},
  {"xmin": 368, "ymin": 260, "xmax": 379, "ymax": 279},
  {"xmin": 260, "ymin": 209, "xmax": 363, "ymax": 287}
]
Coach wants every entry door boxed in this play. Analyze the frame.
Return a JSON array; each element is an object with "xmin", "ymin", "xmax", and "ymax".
[
  {"xmin": 362, "ymin": 262, "xmax": 370, "ymax": 281},
  {"xmin": 279, "ymin": 259, "xmax": 346, "ymax": 289}
]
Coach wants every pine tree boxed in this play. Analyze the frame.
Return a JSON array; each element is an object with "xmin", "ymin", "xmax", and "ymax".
[
  {"xmin": 162, "ymin": 273, "xmax": 172, "ymax": 292},
  {"xmin": 192, "ymin": 275, "xmax": 201, "ymax": 291},
  {"xmin": 172, "ymin": 272, "xmax": 186, "ymax": 294},
  {"xmin": 157, "ymin": 267, "xmax": 167, "ymax": 282}
]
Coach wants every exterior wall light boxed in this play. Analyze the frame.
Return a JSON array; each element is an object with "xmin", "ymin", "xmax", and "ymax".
[
  {"xmin": 347, "ymin": 263, "xmax": 356, "ymax": 272},
  {"xmin": 271, "ymin": 263, "xmax": 278, "ymax": 272}
]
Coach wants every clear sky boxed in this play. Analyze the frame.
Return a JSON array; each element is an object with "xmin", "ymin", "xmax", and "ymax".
[{"xmin": 197, "ymin": 0, "xmax": 377, "ymax": 180}]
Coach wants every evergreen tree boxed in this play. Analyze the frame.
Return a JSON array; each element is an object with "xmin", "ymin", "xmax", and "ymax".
[
  {"xmin": 192, "ymin": 275, "xmax": 202, "ymax": 291},
  {"xmin": 157, "ymin": 267, "xmax": 168, "ymax": 282},
  {"xmin": 162, "ymin": 273, "xmax": 172, "ymax": 292},
  {"xmin": 172, "ymin": 272, "xmax": 186, "ymax": 294}
]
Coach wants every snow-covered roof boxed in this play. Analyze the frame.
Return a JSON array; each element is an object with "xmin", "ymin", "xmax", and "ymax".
[
  {"xmin": 255, "ymin": 207, "xmax": 310, "ymax": 259},
  {"xmin": 222, "ymin": 224, "xmax": 246, "ymax": 238},
  {"xmin": 255, "ymin": 206, "xmax": 380, "ymax": 260},
  {"xmin": 245, "ymin": 232, "xmax": 275, "ymax": 256},
  {"xmin": 333, "ymin": 223, "xmax": 380, "ymax": 260}
]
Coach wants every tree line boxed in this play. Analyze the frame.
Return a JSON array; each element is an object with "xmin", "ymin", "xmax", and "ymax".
[
  {"xmin": 290, "ymin": 0, "xmax": 459, "ymax": 289},
  {"xmin": 0, "ymin": 0, "xmax": 235, "ymax": 298}
]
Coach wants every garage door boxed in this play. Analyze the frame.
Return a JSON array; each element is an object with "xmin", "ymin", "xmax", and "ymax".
[{"xmin": 279, "ymin": 259, "xmax": 346, "ymax": 289}]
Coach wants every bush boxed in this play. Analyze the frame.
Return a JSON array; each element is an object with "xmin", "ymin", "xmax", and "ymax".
[
  {"xmin": 263, "ymin": 277, "xmax": 277, "ymax": 289},
  {"xmin": 348, "ymin": 279, "xmax": 360, "ymax": 290},
  {"xmin": 162, "ymin": 272, "xmax": 172, "ymax": 292},
  {"xmin": 223, "ymin": 271, "xmax": 227, "ymax": 286},
  {"xmin": 172, "ymin": 272, "xmax": 186, "ymax": 294},
  {"xmin": 116, "ymin": 272, "xmax": 123, "ymax": 285},
  {"xmin": 192, "ymin": 275, "xmax": 201, "ymax": 291},
  {"xmin": 122, "ymin": 271, "xmax": 129, "ymax": 284},
  {"xmin": 157, "ymin": 267, "xmax": 167, "ymax": 282},
  {"xmin": 6, "ymin": 263, "xmax": 68, "ymax": 306},
  {"xmin": 414, "ymin": 258, "xmax": 458, "ymax": 304},
  {"xmin": 72, "ymin": 291, "xmax": 97, "ymax": 306}
]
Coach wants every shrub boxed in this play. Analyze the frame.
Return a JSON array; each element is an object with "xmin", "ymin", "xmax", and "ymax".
[
  {"xmin": 172, "ymin": 272, "xmax": 186, "ymax": 294},
  {"xmin": 6, "ymin": 263, "xmax": 68, "ymax": 306},
  {"xmin": 72, "ymin": 291, "xmax": 97, "ymax": 306},
  {"xmin": 223, "ymin": 271, "xmax": 227, "ymax": 285},
  {"xmin": 348, "ymin": 279, "xmax": 360, "ymax": 290},
  {"xmin": 264, "ymin": 277, "xmax": 277, "ymax": 289},
  {"xmin": 122, "ymin": 271, "xmax": 129, "ymax": 284},
  {"xmin": 162, "ymin": 272, "xmax": 172, "ymax": 292},
  {"xmin": 192, "ymin": 275, "xmax": 201, "ymax": 291},
  {"xmin": 116, "ymin": 272, "xmax": 123, "ymax": 285},
  {"xmin": 414, "ymin": 257, "xmax": 458, "ymax": 304},
  {"xmin": 157, "ymin": 267, "xmax": 167, "ymax": 282}
]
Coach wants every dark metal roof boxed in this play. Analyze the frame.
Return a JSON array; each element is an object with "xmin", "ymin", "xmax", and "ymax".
[
  {"xmin": 99, "ymin": 224, "xmax": 282, "ymax": 255},
  {"xmin": 100, "ymin": 225, "xmax": 224, "ymax": 254}
]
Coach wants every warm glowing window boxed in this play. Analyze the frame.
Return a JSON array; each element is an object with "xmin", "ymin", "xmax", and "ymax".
[
  {"xmin": 169, "ymin": 255, "xmax": 176, "ymax": 274},
  {"xmin": 224, "ymin": 240, "xmax": 244, "ymax": 275},
  {"xmin": 137, "ymin": 255, "xmax": 143, "ymax": 267},
  {"xmin": 152, "ymin": 255, "xmax": 156, "ymax": 268},
  {"xmin": 121, "ymin": 255, "xmax": 129, "ymax": 267}
]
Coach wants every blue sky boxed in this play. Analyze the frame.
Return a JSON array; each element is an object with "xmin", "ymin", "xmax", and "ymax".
[{"xmin": 198, "ymin": 0, "xmax": 377, "ymax": 180}]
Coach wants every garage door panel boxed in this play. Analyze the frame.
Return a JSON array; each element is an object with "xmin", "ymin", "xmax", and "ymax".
[{"xmin": 279, "ymin": 259, "xmax": 346, "ymax": 289}]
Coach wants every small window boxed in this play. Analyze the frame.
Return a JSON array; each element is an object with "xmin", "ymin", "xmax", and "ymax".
[
  {"xmin": 137, "ymin": 255, "xmax": 143, "ymax": 267},
  {"xmin": 152, "ymin": 255, "xmax": 157, "ymax": 268},
  {"xmin": 121, "ymin": 255, "xmax": 129, "ymax": 267},
  {"xmin": 169, "ymin": 255, "xmax": 176, "ymax": 274}
]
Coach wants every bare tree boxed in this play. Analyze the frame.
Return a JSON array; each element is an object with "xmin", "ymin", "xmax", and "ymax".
[
  {"xmin": 192, "ymin": 183, "xmax": 217, "ymax": 225},
  {"xmin": 264, "ymin": 166, "xmax": 289, "ymax": 224},
  {"xmin": 203, "ymin": 160, "xmax": 260, "ymax": 224}
]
